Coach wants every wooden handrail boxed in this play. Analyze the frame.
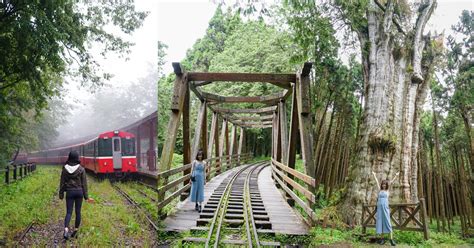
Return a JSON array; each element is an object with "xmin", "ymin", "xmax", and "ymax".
[
  {"xmin": 157, "ymin": 153, "xmax": 252, "ymax": 214},
  {"xmin": 272, "ymin": 164, "xmax": 315, "ymax": 203},
  {"xmin": 271, "ymin": 168, "xmax": 317, "ymax": 222},
  {"xmin": 271, "ymin": 158, "xmax": 315, "ymax": 187},
  {"xmin": 361, "ymin": 198, "xmax": 429, "ymax": 240}
]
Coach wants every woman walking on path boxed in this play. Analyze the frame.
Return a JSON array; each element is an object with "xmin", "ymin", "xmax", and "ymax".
[
  {"xmin": 190, "ymin": 149, "xmax": 206, "ymax": 212},
  {"xmin": 372, "ymin": 170, "xmax": 399, "ymax": 246},
  {"xmin": 59, "ymin": 151, "xmax": 93, "ymax": 240}
]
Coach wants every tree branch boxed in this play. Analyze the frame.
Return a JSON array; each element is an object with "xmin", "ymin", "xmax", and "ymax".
[
  {"xmin": 374, "ymin": 0, "xmax": 407, "ymax": 36},
  {"xmin": 412, "ymin": 0, "xmax": 436, "ymax": 84}
]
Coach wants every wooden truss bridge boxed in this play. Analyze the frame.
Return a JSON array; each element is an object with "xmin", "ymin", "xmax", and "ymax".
[{"xmin": 157, "ymin": 62, "xmax": 429, "ymax": 245}]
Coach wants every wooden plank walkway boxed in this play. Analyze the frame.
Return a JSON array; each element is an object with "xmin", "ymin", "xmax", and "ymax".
[
  {"xmin": 258, "ymin": 165, "xmax": 309, "ymax": 235},
  {"xmin": 163, "ymin": 163, "xmax": 309, "ymax": 235},
  {"xmin": 163, "ymin": 166, "xmax": 242, "ymax": 232}
]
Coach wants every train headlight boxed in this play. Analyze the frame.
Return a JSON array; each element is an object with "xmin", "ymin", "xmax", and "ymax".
[
  {"xmin": 104, "ymin": 162, "xmax": 107, "ymax": 165},
  {"xmin": 128, "ymin": 161, "xmax": 131, "ymax": 165}
]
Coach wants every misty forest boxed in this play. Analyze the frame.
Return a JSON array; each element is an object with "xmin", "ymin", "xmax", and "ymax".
[
  {"xmin": 0, "ymin": 1, "xmax": 155, "ymax": 160},
  {"xmin": 158, "ymin": 1, "xmax": 473, "ymax": 246}
]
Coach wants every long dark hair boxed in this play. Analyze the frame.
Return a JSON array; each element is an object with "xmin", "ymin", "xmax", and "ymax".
[
  {"xmin": 196, "ymin": 149, "xmax": 204, "ymax": 161},
  {"xmin": 380, "ymin": 179, "xmax": 389, "ymax": 190},
  {"xmin": 66, "ymin": 151, "xmax": 80, "ymax": 165}
]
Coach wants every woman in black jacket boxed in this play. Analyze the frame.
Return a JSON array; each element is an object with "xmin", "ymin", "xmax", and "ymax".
[{"xmin": 59, "ymin": 151, "xmax": 92, "ymax": 239}]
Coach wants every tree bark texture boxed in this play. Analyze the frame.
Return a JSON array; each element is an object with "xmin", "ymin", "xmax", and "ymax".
[{"xmin": 341, "ymin": 0, "xmax": 437, "ymax": 223}]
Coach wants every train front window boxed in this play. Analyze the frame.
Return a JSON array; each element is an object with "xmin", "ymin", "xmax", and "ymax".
[
  {"xmin": 121, "ymin": 138, "xmax": 135, "ymax": 156},
  {"xmin": 98, "ymin": 138, "xmax": 112, "ymax": 156}
]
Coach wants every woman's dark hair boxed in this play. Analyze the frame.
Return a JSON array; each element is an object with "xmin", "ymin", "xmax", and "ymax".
[
  {"xmin": 66, "ymin": 151, "xmax": 80, "ymax": 165},
  {"xmin": 380, "ymin": 179, "xmax": 389, "ymax": 190},
  {"xmin": 196, "ymin": 149, "xmax": 204, "ymax": 160}
]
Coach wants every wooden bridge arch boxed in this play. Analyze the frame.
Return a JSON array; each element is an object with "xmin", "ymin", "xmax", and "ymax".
[{"xmin": 157, "ymin": 62, "xmax": 318, "ymax": 221}]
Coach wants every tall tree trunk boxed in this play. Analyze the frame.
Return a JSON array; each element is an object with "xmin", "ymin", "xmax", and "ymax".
[{"xmin": 340, "ymin": 0, "xmax": 437, "ymax": 223}]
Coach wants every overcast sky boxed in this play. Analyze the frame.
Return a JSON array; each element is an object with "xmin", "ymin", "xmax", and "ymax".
[{"xmin": 158, "ymin": 0, "xmax": 473, "ymax": 75}]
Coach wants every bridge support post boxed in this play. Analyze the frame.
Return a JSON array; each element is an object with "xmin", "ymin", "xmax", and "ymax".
[
  {"xmin": 207, "ymin": 112, "xmax": 218, "ymax": 180},
  {"xmin": 218, "ymin": 118, "xmax": 228, "ymax": 174},
  {"xmin": 237, "ymin": 127, "xmax": 245, "ymax": 167},
  {"xmin": 296, "ymin": 63, "xmax": 315, "ymax": 208},
  {"xmin": 181, "ymin": 83, "xmax": 191, "ymax": 201},
  {"xmin": 158, "ymin": 63, "xmax": 189, "ymax": 210}
]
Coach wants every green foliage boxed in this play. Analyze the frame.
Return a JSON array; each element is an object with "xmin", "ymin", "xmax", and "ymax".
[{"xmin": 0, "ymin": 167, "xmax": 60, "ymax": 245}]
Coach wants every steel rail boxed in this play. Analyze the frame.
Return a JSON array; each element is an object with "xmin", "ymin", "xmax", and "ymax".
[{"xmin": 112, "ymin": 184, "xmax": 159, "ymax": 231}]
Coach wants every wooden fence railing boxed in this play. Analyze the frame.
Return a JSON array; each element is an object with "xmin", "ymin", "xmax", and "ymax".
[
  {"xmin": 362, "ymin": 198, "xmax": 429, "ymax": 240},
  {"xmin": 157, "ymin": 153, "xmax": 252, "ymax": 212},
  {"xmin": 271, "ymin": 158, "xmax": 317, "ymax": 224},
  {"xmin": 1, "ymin": 163, "xmax": 37, "ymax": 185}
]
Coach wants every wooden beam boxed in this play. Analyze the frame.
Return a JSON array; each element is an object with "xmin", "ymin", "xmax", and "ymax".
[
  {"xmin": 231, "ymin": 120, "xmax": 273, "ymax": 126},
  {"xmin": 223, "ymin": 114, "xmax": 274, "ymax": 122},
  {"xmin": 199, "ymin": 90, "xmax": 286, "ymax": 104},
  {"xmin": 229, "ymin": 125, "xmax": 238, "ymax": 168},
  {"xmin": 218, "ymin": 118, "xmax": 227, "ymax": 174},
  {"xmin": 188, "ymin": 72, "xmax": 295, "ymax": 89},
  {"xmin": 286, "ymin": 83, "xmax": 299, "ymax": 206},
  {"xmin": 181, "ymin": 84, "xmax": 191, "ymax": 201},
  {"xmin": 210, "ymin": 106, "xmax": 277, "ymax": 114},
  {"xmin": 279, "ymin": 101, "xmax": 289, "ymax": 164},
  {"xmin": 207, "ymin": 112, "xmax": 218, "ymax": 163},
  {"xmin": 158, "ymin": 68, "xmax": 188, "ymax": 211},
  {"xmin": 296, "ymin": 71, "xmax": 315, "ymax": 205},
  {"xmin": 191, "ymin": 101, "xmax": 207, "ymax": 160},
  {"xmin": 237, "ymin": 127, "xmax": 244, "ymax": 166},
  {"xmin": 189, "ymin": 83, "xmax": 204, "ymax": 101}
]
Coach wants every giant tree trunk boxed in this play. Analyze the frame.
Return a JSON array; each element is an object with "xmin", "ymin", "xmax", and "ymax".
[{"xmin": 340, "ymin": 0, "xmax": 438, "ymax": 223}]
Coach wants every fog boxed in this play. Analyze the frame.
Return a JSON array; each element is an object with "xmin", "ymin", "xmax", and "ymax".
[{"xmin": 54, "ymin": 66, "xmax": 157, "ymax": 147}]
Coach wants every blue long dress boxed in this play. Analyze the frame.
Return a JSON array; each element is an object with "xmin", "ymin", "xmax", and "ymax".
[
  {"xmin": 376, "ymin": 190, "xmax": 392, "ymax": 234},
  {"xmin": 190, "ymin": 160, "xmax": 205, "ymax": 203}
]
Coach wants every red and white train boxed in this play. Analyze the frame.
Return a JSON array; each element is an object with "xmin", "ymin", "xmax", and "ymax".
[{"xmin": 27, "ymin": 130, "xmax": 137, "ymax": 177}]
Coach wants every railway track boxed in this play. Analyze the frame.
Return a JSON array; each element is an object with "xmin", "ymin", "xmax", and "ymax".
[
  {"xmin": 183, "ymin": 161, "xmax": 280, "ymax": 247},
  {"xmin": 112, "ymin": 183, "xmax": 159, "ymax": 232}
]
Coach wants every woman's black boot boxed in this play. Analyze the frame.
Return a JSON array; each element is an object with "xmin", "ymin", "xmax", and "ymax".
[
  {"xmin": 377, "ymin": 238, "xmax": 385, "ymax": 245},
  {"xmin": 390, "ymin": 239, "xmax": 396, "ymax": 246},
  {"xmin": 195, "ymin": 203, "xmax": 199, "ymax": 211}
]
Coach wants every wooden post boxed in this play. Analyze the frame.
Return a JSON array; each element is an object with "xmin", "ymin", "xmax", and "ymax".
[
  {"xmin": 296, "ymin": 64, "xmax": 315, "ymax": 202},
  {"xmin": 181, "ymin": 83, "xmax": 191, "ymax": 201},
  {"xmin": 420, "ymin": 198, "xmax": 430, "ymax": 240},
  {"xmin": 158, "ymin": 63, "xmax": 188, "ymax": 209},
  {"xmin": 272, "ymin": 110, "xmax": 278, "ymax": 160},
  {"xmin": 218, "ymin": 118, "xmax": 227, "ymax": 174},
  {"xmin": 191, "ymin": 101, "xmax": 207, "ymax": 160},
  {"xmin": 224, "ymin": 119, "xmax": 229, "ymax": 170},
  {"xmin": 5, "ymin": 166, "xmax": 9, "ymax": 184},
  {"xmin": 285, "ymin": 84, "xmax": 299, "ymax": 206},
  {"xmin": 237, "ymin": 127, "xmax": 244, "ymax": 166},
  {"xmin": 229, "ymin": 125, "xmax": 237, "ymax": 168},
  {"xmin": 279, "ymin": 101, "xmax": 289, "ymax": 164},
  {"xmin": 13, "ymin": 164, "xmax": 17, "ymax": 180},
  {"xmin": 276, "ymin": 108, "xmax": 282, "ymax": 162},
  {"xmin": 207, "ymin": 112, "xmax": 218, "ymax": 179},
  {"xmin": 201, "ymin": 102, "xmax": 208, "ymax": 160}
]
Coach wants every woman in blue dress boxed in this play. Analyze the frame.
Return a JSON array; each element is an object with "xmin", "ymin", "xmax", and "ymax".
[
  {"xmin": 372, "ymin": 170, "xmax": 399, "ymax": 246},
  {"xmin": 190, "ymin": 150, "xmax": 206, "ymax": 212}
]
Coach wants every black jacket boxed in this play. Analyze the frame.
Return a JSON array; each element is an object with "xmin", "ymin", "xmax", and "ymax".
[{"xmin": 59, "ymin": 164, "xmax": 88, "ymax": 200}]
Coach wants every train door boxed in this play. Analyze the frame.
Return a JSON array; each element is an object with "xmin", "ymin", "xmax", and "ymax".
[{"xmin": 112, "ymin": 137, "xmax": 122, "ymax": 169}]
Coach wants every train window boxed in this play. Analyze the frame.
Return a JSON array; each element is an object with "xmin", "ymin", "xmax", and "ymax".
[
  {"xmin": 98, "ymin": 139, "xmax": 112, "ymax": 156},
  {"xmin": 113, "ymin": 139, "xmax": 120, "ymax": 152},
  {"xmin": 121, "ymin": 138, "xmax": 135, "ymax": 156}
]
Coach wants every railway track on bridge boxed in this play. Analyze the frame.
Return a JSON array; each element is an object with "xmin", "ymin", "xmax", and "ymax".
[{"xmin": 183, "ymin": 161, "xmax": 280, "ymax": 247}]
